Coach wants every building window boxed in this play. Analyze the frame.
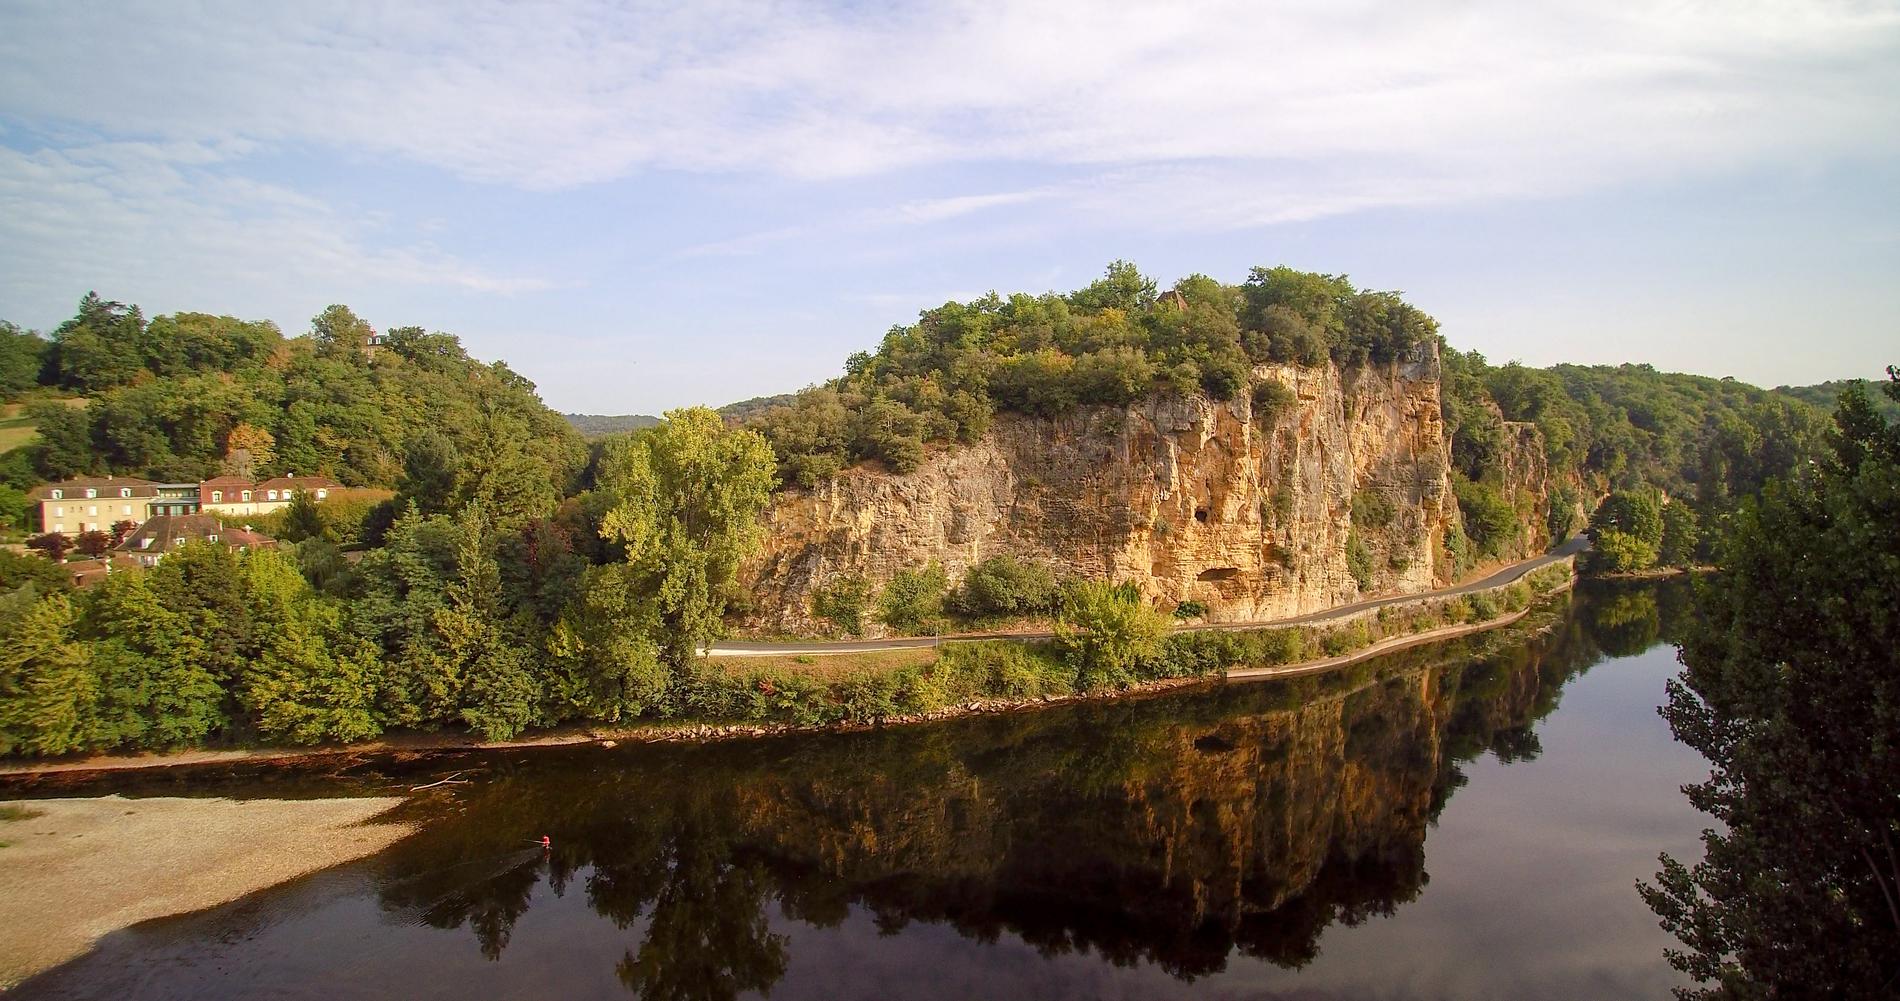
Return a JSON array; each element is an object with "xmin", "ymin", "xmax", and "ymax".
[
  {"xmin": 120, "ymin": 488, "xmax": 131, "ymax": 498},
  {"xmin": 53, "ymin": 523, "xmax": 64, "ymax": 533},
  {"xmin": 284, "ymin": 489, "xmax": 295, "ymax": 499},
  {"xmin": 122, "ymin": 505, "xmax": 131, "ymax": 514},
  {"xmin": 211, "ymin": 490, "xmax": 222, "ymax": 503},
  {"xmin": 267, "ymin": 489, "xmax": 278, "ymax": 501},
  {"xmin": 207, "ymin": 534, "xmax": 218, "ymax": 543},
  {"xmin": 85, "ymin": 488, "xmax": 97, "ymax": 498},
  {"xmin": 316, "ymin": 488, "xmax": 329, "ymax": 500},
  {"xmin": 241, "ymin": 490, "xmax": 252, "ymax": 501},
  {"xmin": 53, "ymin": 506, "xmax": 63, "ymax": 516},
  {"xmin": 88, "ymin": 506, "xmax": 98, "ymax": 516},
  {"xmin": 51, "ymin": 489, "xmax": 62, "ymax": 499}
]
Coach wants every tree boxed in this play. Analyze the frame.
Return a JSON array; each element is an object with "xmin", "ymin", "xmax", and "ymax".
[
  {"xmin": 1657, "ymin": 502, "xmax": 1700, "ymax": 569},
  {"xmin": 221, "ymin": 422, "xmax": 276, "ymax": 479},
  {"xmin": 0, "ymin": 320, "xmax": 46, "ymax": 395},
  {"xmin": 0, "ymin": 549, "xmax": 72, "ymax": 595},
  {"xmin": 1055, "ymin": 580, "xmax": 1171, "ymax": 690},
  {"xmin": 279, "ymin": 489, "xmax": 327, "ymax": 543},
  {"xmin": 310, "ymin": 304, "xmax": 374, "ymax": 359},
  {"xmin": 0, "ymin": 483, "xmax": 29, "ymax": 533},
  {"xmin": 26, "ymin": 532, "xmax": 72, "ymax": 563},
  {"xmin": 109, "ymin": 519, "xmax": 137, "ymax": 546},
  {"xmin": 399, "ymin": 430, "xmax": 462, "ymax": 515},
  {"xmin": 599, "ymin": 408, "xmax": 777, "ymax": 674},
  {"xmin": 1641, "ymin": 374, "xmax": 1900, "ymax": 998},
  {"xmin": 73, "ymin": 530, "xmax": 113, "ymax": 558},
  {"xmin": 1589, "ymin": 489, "xmax": 1664, "ymax": 572},
  {"xmin": 0, "ymin": 589, "xmax": 99, "ymax": 755},
  {"xmin": 28, "ymin": 400, "xmax": 93, "ymax": 479}
]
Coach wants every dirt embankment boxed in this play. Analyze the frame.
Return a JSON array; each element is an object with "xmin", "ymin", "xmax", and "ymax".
[{"xmin": 0, "ymin": 795, "xmax": 411, "ymax": 988}]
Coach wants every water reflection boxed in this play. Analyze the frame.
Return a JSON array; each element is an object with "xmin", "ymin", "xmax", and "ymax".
[
  {"xmin": 351, "ymin": 582, "xmax": 1680, "ymax": 997},
  {"xmin": 11, "ymin": 581, "xmax": 1689, "ymax": 1000}
]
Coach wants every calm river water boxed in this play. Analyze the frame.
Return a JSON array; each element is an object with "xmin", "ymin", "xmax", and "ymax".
[{"xmin": 12, "ymin": 580, "xmax": 1707, "ymax": 1000}]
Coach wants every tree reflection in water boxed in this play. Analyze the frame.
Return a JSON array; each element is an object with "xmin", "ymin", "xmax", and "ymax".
[{"xmin": 369, "ymin": 582, "xmax": 1678, "ymax": 1000}]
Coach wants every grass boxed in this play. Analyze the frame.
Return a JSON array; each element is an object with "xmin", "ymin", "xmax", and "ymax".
[
  {"xmin": 0, "ymin": 411, "xmax": 38, "ymax": 455},
  {"xmin": 0, "ymin": 397, "xmax": 85, "ymax": 455},
  {"xmin": 0, "ymin": 804, "xmax": 45, "ymax": 823},
  {"xmin": 705, "ymin": 647, "xmax": 938, "ymax": 682}
]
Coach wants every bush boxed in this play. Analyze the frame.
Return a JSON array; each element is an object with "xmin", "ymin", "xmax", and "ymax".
[
  {"xmin": 812, "ymin": 575, "xmax": 871, "ymax": 635},
  {"xmin": 1251, "ymin": 380, "xmax": 1296, "ymax": 424},
  {"xmin": 1351, "ymin": 490, "xmax": 1396, "ymax": 529},
  {"xmin": 947, "ymin": 555, "xmax": 1058, "ymax": 620},
  {"xmin": 1171, "ymin": 599, "xmax": 1207, "ymax": 620},
  {"xmin": 1346, "ymin": 528, "xmax": 1375, "ymax": 591},
  {"xmin": 1055, "ymin": 580, "xmax": 1171, "ymax": 690},
  {"xmin": 877, "ymin": 563, "xmax": 948, "ymax": 633},
  {"xmin": 1454, "ymin": 476, "xmax": 1519, "ymax": 559}
]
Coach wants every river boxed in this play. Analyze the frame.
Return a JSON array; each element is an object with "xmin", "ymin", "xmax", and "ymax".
[{"xmin": 9, "ymin": 579, "xmax": 1707, "ymax": 1000}]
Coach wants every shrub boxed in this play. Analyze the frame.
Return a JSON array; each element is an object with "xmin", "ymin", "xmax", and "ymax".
[
  {"xmin": 1345, "ymin": 528, "xmax": 1375, "ymax": 591},
  {"xmin": 876, "ymin": 563, "xmax": 948, "ymax": 633},
  {"xmin": 1454, "ymin": 476, "xmax": 1519, "ymax": 559},
  {"xmin": 1172, "ymin": 599, "xmax": 1207, "ymax": 620},
  {"xmin": 812, "ymin": 575, "xmax": 871, "ymax": 635},
  {"xmin": 1251, "ymin": 380, "xmax": 1296, "ymax": 424},
  {"xmin": 947, "ymin": 555, "xmax": 1058, "ymax": 620},
  {"xmin": 1055, "ymin": 580, "xmax": 1171, "ymax": 690},
  {"xmin": 1351, "ymin": 490, "xmax": 1396, "ymax": 530}
]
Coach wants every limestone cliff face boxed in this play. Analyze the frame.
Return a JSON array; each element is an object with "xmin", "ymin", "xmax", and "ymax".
[{"xmin": 743, "ymin": 343, "xmax": 1460, "ymax": 634}]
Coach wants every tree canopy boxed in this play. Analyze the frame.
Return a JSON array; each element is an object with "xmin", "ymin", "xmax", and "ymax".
[{"xmin": 1641, "ymin": 369, "xmax": 1900, "ymax": 998}]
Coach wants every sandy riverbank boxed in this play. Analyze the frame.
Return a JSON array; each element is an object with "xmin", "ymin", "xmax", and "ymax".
[{"xmin": 0, "ymin": 795, "xmax": 411, "ymax": 988}]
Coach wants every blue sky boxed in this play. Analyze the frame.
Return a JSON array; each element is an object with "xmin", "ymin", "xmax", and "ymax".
[{"xmin": 1, "ymin": 1, "xmax": 1896, "ymax": 414}]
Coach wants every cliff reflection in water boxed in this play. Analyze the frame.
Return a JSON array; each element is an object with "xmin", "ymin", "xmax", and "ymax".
[{"xmin": 372, "ymin": 582, "xmax": 1684, "ymax": 998}]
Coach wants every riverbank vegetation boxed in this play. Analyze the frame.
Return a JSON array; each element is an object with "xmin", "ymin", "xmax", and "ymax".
[
  {"xmin": 0, "ymin": 271, "xmax": 1854, "ymax": 759},
  {"xmin": 1642, "ymin": 369, "xmax": 1900, "ymax": 999},
  {"xmin": 679, "ymin": 565, "xmax": 1570, "ymax": 730}
]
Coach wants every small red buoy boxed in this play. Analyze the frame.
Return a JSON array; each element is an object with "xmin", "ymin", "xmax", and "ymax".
[{"xmin": 539, "ymin": 835, "xmax": 551, "ymax": 849}]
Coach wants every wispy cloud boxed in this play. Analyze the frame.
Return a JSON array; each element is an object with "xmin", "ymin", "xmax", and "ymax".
[
  {"xmin": 0, "ymin": 138, "xmax": 549, "ymax": 317},
  {"xmin": 2, "ymin": 1, "xmax": 1894, "ymax": 203}
]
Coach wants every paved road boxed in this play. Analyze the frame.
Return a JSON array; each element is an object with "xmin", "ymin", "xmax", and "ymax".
[{"xmin": 707, "ymin": 536, "xmax": 1587, "ymax": 657}]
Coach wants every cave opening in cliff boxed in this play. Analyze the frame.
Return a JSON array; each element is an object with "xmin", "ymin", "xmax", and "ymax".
[
  {"xmin": 1194, "ymin": 507, "xmax": 1209, "ymax": 523},
  {"xmin": 1198, "ymin": 567, "xmax": 1240, "ymax": 581}
]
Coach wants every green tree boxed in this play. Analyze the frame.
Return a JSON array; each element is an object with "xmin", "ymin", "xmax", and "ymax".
[
  {"xmin": 236, "ymin": 549, "xmax": 381, "ymax": 744},
  {"xmin": 82, "ymin": 568, "xmax": 225, "ymax": 747},
  {"xmin": 0, "ymin": 484, "xmax": 26, "ymax": 534},
  {"xmin": 1641, "ymin": 375, "xmax": 1900, "ymax": 998},
  {"xmin": 0, "ymin": 589, "xmax": 99, "ymax": 755},
  {"xmin": 1055, "ymin": 580, "xmax": 1170, "ymax": 690},
  {"xmin": 599, "ymin": 408, "xmax": 777, "ymax": 674},
  {"xmin": 0, "ymin": 320, "xmax": 46, "ymax": 395},
  {"xmin": 1657, "ymin": 502, "xmax": 1700, "ymax": 569},
  {"xmin": 1589, "ymin": 489, "xmax": 1664, "ymax": 572},
  {"xmin": 0, "ymin": 550, "xmax": 71, "ymax": 595},
  {"xmin": 278, "ymin": 490, "xmax": 328, "ymax": 544}
]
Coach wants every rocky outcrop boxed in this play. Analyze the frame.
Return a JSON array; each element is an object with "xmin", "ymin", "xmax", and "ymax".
[{"xmin": 742, "ymin": 343, "xmax": 1467, "ymax": 635}]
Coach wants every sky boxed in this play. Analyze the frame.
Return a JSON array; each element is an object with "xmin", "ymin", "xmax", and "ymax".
[{"xmin": 1, "ymin": 0, "xmax": 1896, "ymax": 414}]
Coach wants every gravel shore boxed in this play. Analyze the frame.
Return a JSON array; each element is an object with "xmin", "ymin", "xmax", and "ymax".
[{"xmin": 0, "ymin": 794, "xmax": 411, "ymax": 988}]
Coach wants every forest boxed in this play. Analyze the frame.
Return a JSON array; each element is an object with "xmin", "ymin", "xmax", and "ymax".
[{"xmin": 0, "ymin": 268, "xmax": 1868, "ymax": 754}]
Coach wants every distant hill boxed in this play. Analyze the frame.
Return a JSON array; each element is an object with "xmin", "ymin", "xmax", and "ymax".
[
  {"xmin": 1774, "ymin": 378, "xmax": 1900, "ymax": 421},
  {"xmin": 563, "ymin": 413, "xmax": 661, "ymax": 437},
  {"xmin": 563, "ymin": 394, "xmax": 801, "ymax": 438}
]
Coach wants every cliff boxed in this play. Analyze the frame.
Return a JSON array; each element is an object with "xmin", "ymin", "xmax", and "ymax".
[{"xmin": 742, "ymin": 343, "xmax": 1468, "ymax": 635}]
